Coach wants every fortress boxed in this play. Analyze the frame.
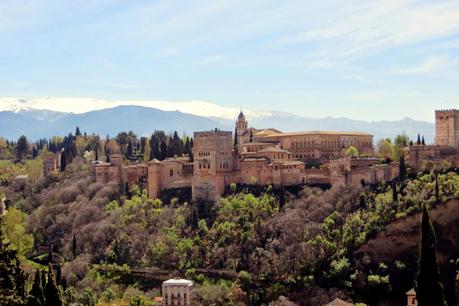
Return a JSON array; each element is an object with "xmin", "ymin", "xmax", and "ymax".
[{"xmin": 94, "ymin": 111, "xmax": 406, "ymax": 202}]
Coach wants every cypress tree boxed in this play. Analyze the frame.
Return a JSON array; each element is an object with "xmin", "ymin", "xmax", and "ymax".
[
  {"xmin": 160, "ymin": 140, "xmax": 167, "ymax": 160},
  {"xmin": 60, "ymin": 151, "xmax": 66, "ymax": 172},
  {"xmin": 44, "ymin": 265, "xmax": 62, "ymax": 306},
  {"xmin": 72, "ymin": 234, "xmax": 77, "ymax": 258},
  {"xmin": 421, "ymin": 136, "xmax": 425, "ymax": 145},
  {"xmin": 75, "ymin": 127, "xmax": 81, "ymax": 137},
  {"xmin": 126, "ymin": 140, "xmax": 133, "ymax": 157},
  {"xmin": 417, "ymin": 134, "xmax": 421, "ymax": 145},
  {"xmin": 29, "ymin": 270, "xmax": 44, "ymax": 305},
  {"xmin": 399, "ymin": 154, "xmax": 406, "ymax": 181},
  {"xmin": 415, "ymin": 205, "xmax": 447, "ymax": 306},
  {"xmin": 249, "ymin": 130, "xmax": 253, "ymax": 142}
]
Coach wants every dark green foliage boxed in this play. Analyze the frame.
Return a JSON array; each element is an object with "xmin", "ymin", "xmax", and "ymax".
[
  {"xmin": 415, "ymin": 205, "xmax": 447, "ymax": 306},
  {"xmin": 72, "ymin": 234, "xmax": 77, "ymax": 258},
  {"xmin": 16, "ymin": 135, "xmax": 29, "ymax": 161},
  {"xmin": 75, "ymin": 127, "xmax": 81, "ymax": 137},
  {"xmin": 0, "ymin": 217, "xmax": 27, "ymax": 305},
  {"xmin": 421, "ymin": 136, "xmax": 425, "ymax": 145},
  {"xmin": 126, "ymin": 140, "xmax": 133, "ymax": 157},
  {"xmin": 249, "ymin": 130, "xmax": 253, "ymax": 142},
  {"xmin": 399, "ymin": 155, "xmax": 406, "ymax": 181},
  {"xmin": 417, "ymin": 134, "xmax": 421, "ymax": 145},
  {"xmin": 44, "ymin": 265, "xmax": 62, "ymax": 306},
  {"xmin": 60, "ymin": 151, "xmax": 67, "ymax": 172},
  {"xmin": 29, "ymin": 270, "xmax": 44, "ymax": 305}
]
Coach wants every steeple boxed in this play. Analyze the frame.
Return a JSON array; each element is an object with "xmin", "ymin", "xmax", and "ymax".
[{"xmin": 235, "ymin": 110, "xmax": 248, "ymax": 144}]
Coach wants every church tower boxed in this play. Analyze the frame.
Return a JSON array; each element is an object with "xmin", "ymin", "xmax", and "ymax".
[{"xmin": 236, "ymin": 110, "xmax": 248, "ymax": 145}]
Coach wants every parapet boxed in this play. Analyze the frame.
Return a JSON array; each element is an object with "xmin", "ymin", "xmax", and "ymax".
[
  {"xmin": 194, "ymin": 130, "xmax": 232, "ymax": 137},
  {"xmin": 435, "ymin": 109, "xmax": 459, "ymax": 116}
]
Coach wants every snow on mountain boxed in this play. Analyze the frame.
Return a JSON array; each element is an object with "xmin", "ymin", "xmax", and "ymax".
[{"xmin": 0, "ymin": 97, "xmax": 275, "ymax": 120}]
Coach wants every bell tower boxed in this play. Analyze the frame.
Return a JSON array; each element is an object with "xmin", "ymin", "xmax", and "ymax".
[{"xmin": 236, "ymin": 110, "xmax": 248, "ymax": 144}]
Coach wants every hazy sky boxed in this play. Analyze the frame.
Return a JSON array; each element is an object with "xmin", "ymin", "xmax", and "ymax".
[{"xmin": 1, "ymin": 0, "xmax": 459, "ymax": 122}]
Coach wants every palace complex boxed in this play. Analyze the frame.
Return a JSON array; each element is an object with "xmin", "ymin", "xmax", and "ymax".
[
  {"xmin": 89, "ymin": 110, "xmax": 459, "ymax": 201},
  {"xmin": 94, "ymin": 112, "xmax": 377, "ymax": 201},
  {"xmin": 91, "ymin": 109, "xmax": 459, "ymax": 202}
]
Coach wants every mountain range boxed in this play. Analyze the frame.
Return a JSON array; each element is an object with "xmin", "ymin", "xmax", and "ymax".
[{"xmin": 0, "ymin": 97, "xmax": 434, "ymax": 142}]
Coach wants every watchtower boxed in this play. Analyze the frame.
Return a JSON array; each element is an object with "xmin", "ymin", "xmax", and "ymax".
[
  {"xmin": 192, "ymin": 130, "xmax": 234, "ymax": 201},
  {"xmin": 435, "ymin": 109, "xmax": 459, "ymax": 148}
]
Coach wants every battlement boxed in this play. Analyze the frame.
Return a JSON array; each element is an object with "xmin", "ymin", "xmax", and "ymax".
[
  {"xmin": 194, "ymin": 130, "xmax": 232, "ymax": 137},
  {"xmin": 435, "ymin": 109, "xmax": 459, "ymax": 116}
]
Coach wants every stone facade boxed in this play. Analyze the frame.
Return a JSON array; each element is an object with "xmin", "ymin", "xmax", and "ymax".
[
  {"xmin": 406, "ymin": 109, "xmax": 459, "ymax": 170},
  {"xmin": 162, "ymin": 278, "xmax": 193, "ymax": 306},
  {"xmin": 43, "ymin": 152, "xmax": 61, "ymax": 176},
  {"xmin": 95, "ymin": 111, "xmax": 403, "ymax": 202},
  {"xmin": 435, "ymin": 109, "xmax": 459, "ymax": 149}
]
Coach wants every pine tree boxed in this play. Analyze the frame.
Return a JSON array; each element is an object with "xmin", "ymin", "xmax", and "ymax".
[
  {"xmin": 29, "ymin": 270, "xmax": 44, "ymax": 305},
  {"xmin": 16, "ymin": 135, "xmax": 29, "ymax": 161},
  {"xmin": 44, "ymin": 265, "xmax": 62, "ymax": 306},
  {"xmin": 415, "ymin": 205, "xmax": 447, "ymax": 306}
]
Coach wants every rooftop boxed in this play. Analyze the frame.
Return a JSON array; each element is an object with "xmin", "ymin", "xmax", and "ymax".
[
  {"xmin": 258, "ymin": 131, "xmax": 373, "ymax": 137},
  {"xmin": 163, "ymin": 278, "xmax": 193, "ymax": 286}
]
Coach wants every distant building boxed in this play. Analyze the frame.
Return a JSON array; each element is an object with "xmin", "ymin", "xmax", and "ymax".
[
  {"xmin": 324, "ymin": 298, "xmax": 354, "ymax": 306},
  {"xmin": 44, "ymin": 152, "xmax": 61, "ymax": 176},
  {"xmin": 406, "ymin": 109, "xmax": 459, "ymax": 170},
  {"xmin": 406, "ymin": 288, "xmax": 418, "ymax": 306},
  {"xmin": 162, "ymin": 278, "xmax": 193, "ymax": 306}
]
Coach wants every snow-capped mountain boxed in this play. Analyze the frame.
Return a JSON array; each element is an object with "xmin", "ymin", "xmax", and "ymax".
[
  {"xmin": 0, "ymin": 97, "xmax": 434, "ymax": 142},
  {"xmin": 0, "ymin": 97, "xmax": 278, "ymax": 121}
]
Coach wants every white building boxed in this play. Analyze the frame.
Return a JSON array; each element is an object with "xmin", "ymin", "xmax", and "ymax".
[{"xmin": 162, "ymin": 278, "xmax": 193, "ymax": 306}]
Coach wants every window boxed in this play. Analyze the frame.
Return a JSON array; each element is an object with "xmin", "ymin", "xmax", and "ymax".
[{"xmin": 170, "ymin": 169, "xmax": 173, "ymax": 176}]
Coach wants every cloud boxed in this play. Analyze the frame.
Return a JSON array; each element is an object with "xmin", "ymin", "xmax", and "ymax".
[
  {"xmin": 279, "ymin": 0, "xmax": 459, "ymax": 62},
  {"xmin": 398, "ymin": 56, "xmax": 454, "ymax": 75}
]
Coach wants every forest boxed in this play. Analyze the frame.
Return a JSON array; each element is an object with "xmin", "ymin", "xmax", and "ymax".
[{"xmin": 0, "ymin": 129, "xmax": 458, "ymax": 306}]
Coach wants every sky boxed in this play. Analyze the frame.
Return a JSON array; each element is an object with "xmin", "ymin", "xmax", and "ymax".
[{"xmin": 1, "ymin": 0, "xmax": 459, "ymax": 122}]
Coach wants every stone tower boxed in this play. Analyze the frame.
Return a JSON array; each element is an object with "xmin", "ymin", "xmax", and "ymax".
[
  {"xmin": 236, "ymin": 110, "xmax": 248, "ymax": 145},
  {"xmin": 435, "ymin": 109, "xmax": 459, "ymax": 148},
  {"xmin": 192, "ymin": 130, "xmax": 234, "ymax": 202}
]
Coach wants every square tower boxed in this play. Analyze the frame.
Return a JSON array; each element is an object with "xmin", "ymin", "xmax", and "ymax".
[
  {"xmin": 192, "ymin": 130, "xmax": 234, "ymax": 201},
  {"xmin": 435, "ymin": 109, "xmax": 459, "ymax": 148}
]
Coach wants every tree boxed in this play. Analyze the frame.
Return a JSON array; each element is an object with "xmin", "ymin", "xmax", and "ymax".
[
  {"xmin": 415, "ymin": 205, "xmax": 447, "ymax": 306},
  {"xmin": 60, "ymin": 151, "xmax": 67, "ymax": 172},
  {"xmin": 417, "ymin": 134, "xmax": 421, "ymax": 145},
  {"xmin": 434, "ymin": 170, "xmax": 440, "ymax": 204},
  {"xmin": 249, "ymin": 130, "xmax": 253, "ymax": 142},
  {"xmin": 345, "ymin": 146, "xmax": 359, "ymax": 157},
  {"xmin": 29, "ymin": 270, "xmax": 44, "ymax": 305},
  {"xmin": 0, "ymin": 217, "xmax": 27, "ymax": 305},
  {"xmin": 377, "ymin": 139, "xmax": 395, "ymax": 161},
  {"xmin": 421, "ymin": 136, "xmax": 425, "ymax": 145},
  {"xmin": 16, "ymin": 135, "xmax": 29, "ymax": 161},
  {"xmin": 44, "ymin": 265, "xmax": 62, "ymax": 306},
  {"xmin": 75, "ymin": 127, "xmax": 81, "ymax": 137},
  {"xmin": 72, "ymin": 234, "xmax": 77, "ymax": 258},
  {"xmin": 127, "ymin": 140, "xmax": 133, "ymax": 157},
  {"xmin": 399, "ymin": 154, "xmax": 407, "ymax": 181}
]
